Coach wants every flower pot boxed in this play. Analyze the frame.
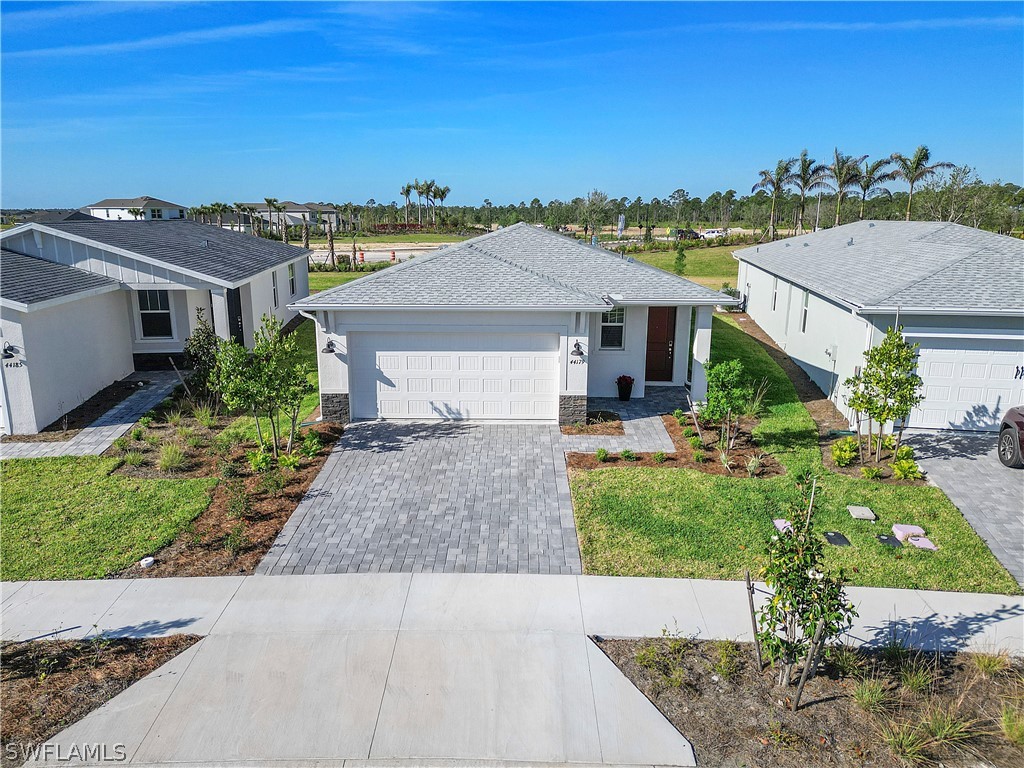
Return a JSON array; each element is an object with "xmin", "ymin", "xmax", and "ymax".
[{"xmin": 617, "ymin": 381, "xmax": 633, "ymax": 401}]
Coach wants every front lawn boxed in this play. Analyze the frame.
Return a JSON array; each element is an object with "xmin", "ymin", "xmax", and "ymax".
[
  {"xmin": 633, "ymin": 244, "xmax": 738, "ymax": 288},
  {"xmin": 570, "ymin": 316, "xmax": 1020, "ymax": 594},
  {"xmin": 308, "ymin": 270, "xmax": 365, "ymax": 294},
  {"xmin": 0, "ymin": 457, "xmax": 216, "ymax": 581}
]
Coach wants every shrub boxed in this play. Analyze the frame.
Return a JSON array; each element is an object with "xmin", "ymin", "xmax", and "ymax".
[
  {"xmin": 673, "ymin": 408, "xmax": 685, "ymax": 421},
  {"xmin": 123, "ymin": 450, "xmax": 145, "ymax": 467},
  {"xmin": 682, "ymin": 426, "xmax": 696, "ymax": 438},
  {"xmin": 971, "ymin": 650, "xmax": 1010, "ymax": 678},
  {"xmin": 891, "ymin": 459, "xmax": 924, "ymax": 480},
  {"xmin": 219, "ymin": 459, "xmax": 242, "ymax": 478},
  {"xmin": 894, "ymin": 444, "xmax": 915, "ymax": 461},
  {"xmin": 143, "ymin": 432, "xmax": 161, "ymax": 447},
  {"xmin": 176, "ymin": 426, "xmax": 195, "ymax": 441},
  {"xmin": 831, "ymin": 436, "xmax": 859, "ymax": 467},
  {"xmin": 652, "ymin": 451, "xmax": 667, "ymax": 464},
  {"xmin": 687, "ymin": 435, "xmax": 702, "ymax": 450},
  {"xmin": 745, "ymin": 454, "xmax": 764, "ymax": 477},
  {"xmin": 130, "ymin": 427, "xmax": 144, "ymax": 441},
  {"xmin": 880, "ymin": 633, "xmax": 911, "ymax": 668},
  {"xmin": 224, "ymin": 522, "xmax": 248, "ymax": 557},
  {"xmin": 192, "ymin": 403, "xmax": 217, "ymax": 429},
  {"xmin": 213, "ymin": 429, "xmax": 244, "ymax": 456},
  {"xmin": 719, "ymin": 451, "xmax": 733, "ymax": 472},
  {"xmin": 185, "ymin": 435, "xmax": 204, "ymax": 450},
  {"xmin": 138, "ymin": 415, "xmax": 154, "ymax": 428},
  {"xmin": 861, "ymin": 466, "xmax": 884, "ymax": 480},
  {"xmin": 620, "ymin": 449, "xmax": 638, "ymax": 462},
  {"xmin": 898, "ymin": 659, "xmax": 934, "ymax": 695},
  {"xmin": 111, "ymin": 436, "xmax": 131, "ymax": 454},
  {"xmin": 743, "ymin": 377, "xmax": 771, "ymax": 418},
  {"xmin": 919, "ymin": 702, "xmax": 978, "ymax": 747},
  {"xmin": 247, "ymin": 449, "xmax": 273, "ymax": 474},
  {"xmin": 853, "ymin": 678, "xmax": 891, "ymax": 714},
  {"xmin": 259, "ymin": 468, "xmax": 287, "ymax": 496},
  {"xmin": 165, "ymin": 409, "xmax": 185, "ymax": 427},
  {"xmin": 300, "ymin": 430, "xmax": 323, "ymax": 458},
  {"xmin": 827, "ymin": 644, "xmax": 865, "ymax": 678},
  {"xmin": 279, "ymin": 452, "xmax": 301, "ymax": 471},
  {"xmin": 157, "ymin": 443, "xmax": 187, "ymax": 473},
  {"xmin": 595, "ymin": 448, "xmax": 609, "ymax": 463},
  {"xmin": 225, "ymin": 481, "xmax": 251, "ymax": 520},
  {"xmin": 693, "ymin": 450, "xmax": 707, "ymax": 463},
  {"xmin": 710, "ymin": 639, "xmax": 741, "ymax": 681}
]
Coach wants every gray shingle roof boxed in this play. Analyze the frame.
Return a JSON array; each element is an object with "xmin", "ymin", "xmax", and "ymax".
[
  {"xmin": 1, "ymin": 249, "xmax": 120, "ymax": 309},
  {"xmin": 733, "ymin": 221, "xmax": 1024, "ymax": 313},
  {"xmin": 86, "ymin": 196, "xmax": 185, "ymax": 209},
  {"xmin": 295, "ymin": 223, "xmax": 731, "ymax": 310},
  {"xmin": 21, "ymin": 210, "xmax": 100, "ymax": 224},
  {"xmin": 29, "ymin": 220, "xmax": 310, "ymax": 287}
]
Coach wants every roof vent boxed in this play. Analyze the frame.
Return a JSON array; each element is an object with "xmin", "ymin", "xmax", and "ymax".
[
  {"xmin": 201, "ymin": 239, "xmax": 209, "ymax": 247},
  {"xmin": 868, "ymin": 222, "xmax": 875, "ymax": 227},
  {"xmin": 802, "ymin": 242, "xmax": 809, "ymax": 247},
  {"xmin": 785, "ymin": 242, "xmax": 790, "ymax": 247},
  {"xmin": 847, "ymin": 237, "xmax": 854, "ymax": 246}
]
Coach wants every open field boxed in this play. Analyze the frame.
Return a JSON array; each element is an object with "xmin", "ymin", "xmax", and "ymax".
[
  {"xmin": 570, "ymin": 315, "xmax": 1020, "ymax": 595},
  {"xmin": 308, "ymin": 270, "xmax": 366, "ymax": 293},
  {"xmin": 632, "ymin": 243, "xmax": 739, "ymax": 288}
]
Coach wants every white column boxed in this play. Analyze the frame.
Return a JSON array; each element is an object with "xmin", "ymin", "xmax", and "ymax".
[{"xmin": 690, "ymin": 305, "xmax": 713, "ymax": 402}]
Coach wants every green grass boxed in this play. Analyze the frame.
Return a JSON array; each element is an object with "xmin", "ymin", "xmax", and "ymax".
[
  {"xmin": 0, "ymin": 457, "xmax": 215, "ymax": 580},
  {"xmin": 308, "ymin": 270, "xmax": 366, "ymax": 294},
  {"xmin": 570, "ymin": 316, "xmax": 1020, "ymax": 594},
  {"xmin": 633, "ymin": 244, "xmax": 738, "ymax": 288}
]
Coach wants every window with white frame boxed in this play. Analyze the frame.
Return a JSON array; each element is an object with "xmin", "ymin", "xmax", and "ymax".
[
  {"xmin": 600, "ymin": 307, "xmax": 625, "ymax": 349},
  {"xmin": 138, "ymin": 290, "xmax": 173, "ymax": 338},
  {"xmin": 150, "ymin": 208, "xmax": 163, "ymax": 219},
  {"xmin": 800, "ymin": 290, "xmax": 809, "ymax": 333},
  {"xmin": 272, "ymin": 272, "xmax": 279, "ymax": 308},
  {"xmin": 288, "ymin": 264, "xmax": 296, "ymax": 295},
  {"xmin": 771, "ymin": 277, "xmax": 778, "ymax": 311}
]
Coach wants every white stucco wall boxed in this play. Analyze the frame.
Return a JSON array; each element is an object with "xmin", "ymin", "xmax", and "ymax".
[
  {"xmin": 1, "ymin": 291, "xmax": 134, "ymax": 434},
  {"xmin": 86, "ymin": 205, "xmax": 185, "ymax": 221},
  {"xmin": 586, "ymin": 305, "xmax": 650, "ymax": 398},
  {"xmin": 240, "ymin": 260, "xmax": 307, "ymax": 346}
]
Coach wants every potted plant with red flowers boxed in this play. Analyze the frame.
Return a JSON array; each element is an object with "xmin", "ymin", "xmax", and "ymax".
[{"xmin": 616, "ymin": 374, "xmax": 634, "ymax": 402}]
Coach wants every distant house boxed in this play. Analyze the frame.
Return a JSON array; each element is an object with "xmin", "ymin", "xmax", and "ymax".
[
  {"xmin": 0, "ymin": 220, "xmax": 310, "ymax": 435},
  {"xmin": 85, "ymin": 196, "xmax": 187, "ymax": 221},
  {"xmin": 20, "ymin": 210, "xmax": 101, "ymax": 224},
  {"xmin": 238, "ymin": 201, "xmax": 341, "ymax": 235},
  {"xmin": 734, "ymin": 221, "xmax": 1024, "ymax": 432}
]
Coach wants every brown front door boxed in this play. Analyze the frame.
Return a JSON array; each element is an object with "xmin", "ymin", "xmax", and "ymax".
[{"xmin": 645, "ymin": 307, "xmax": 677, "ymax": 382}]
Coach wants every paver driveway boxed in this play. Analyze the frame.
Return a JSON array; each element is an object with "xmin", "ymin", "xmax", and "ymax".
[
  {"xmin": 258, "ymin": 422, "xmax": 582, "ymax": 575},
  {"xmin": 910, "ymin": 430, "xmax": 1024, "ymax": 585}
]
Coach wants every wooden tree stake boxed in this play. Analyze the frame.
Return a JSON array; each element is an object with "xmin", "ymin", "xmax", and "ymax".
[
  {"xmin": 793, "ymin": 618, "xmax": 826, "ymax": 711},
  {"xmin": 745, "ymin": 570, "xmax": 763, "ymax": 670}
]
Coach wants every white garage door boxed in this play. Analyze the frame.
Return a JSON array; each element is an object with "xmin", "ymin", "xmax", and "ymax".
[
  {"xmin": 910, "ymin": 337, "xmax": 1024, "ymax": 431},
  {"xmin": 349, "ymin": 331, "xmax": 560, "ymax": 421}
]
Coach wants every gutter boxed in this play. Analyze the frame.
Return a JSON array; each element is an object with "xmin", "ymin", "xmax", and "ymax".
[{"xmin": 855, "ymin": 306, "xmax": 1024, "ymax": 317}]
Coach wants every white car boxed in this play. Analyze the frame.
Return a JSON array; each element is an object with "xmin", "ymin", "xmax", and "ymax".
[{"xmin": 700, "ymin": 228, "xmax": 727, "ymax": 240}]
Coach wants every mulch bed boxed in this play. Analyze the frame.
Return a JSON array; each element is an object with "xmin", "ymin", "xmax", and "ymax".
[
  {"xmin": 566, "ymin": 413, "xmax": 784, "ymax": 477},
  {"xmin": 0, "ymin": 379, "xmax": 147, "ymax": 443},
  {"xmin": 113, "ymin": 423, "xmax": 342, "ymax": 578},
  {"xmin": 598, "ymin": 636, "xmax": 1024, "ymax": 768},
  {"xmin": 560, "ymin": 410, "xmax": 625, "ymax": 436},
  {"xmin": 820, "ymin": 436, "xmax": 928, "ymax": 486},
  {"xmin": 1, "ymin": 635, "xmax": 200, "ymax": 768}
]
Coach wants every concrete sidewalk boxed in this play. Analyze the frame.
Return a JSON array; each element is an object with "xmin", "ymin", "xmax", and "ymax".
[{"xmin": 3, "ymin": 574, "xmax": 1022, "ymax": 768}]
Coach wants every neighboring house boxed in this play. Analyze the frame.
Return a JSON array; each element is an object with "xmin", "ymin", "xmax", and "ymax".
[
  {"xmin": 0, "ymin": 221, "xmax": 310, "ymax": 435},
  {"xmin": 735, "ymin": 221, "xmax": 1024, "ymax": 432},
  {"xmin": 85, "ymin": 196, "xmax": 187, "ymax": 221},
  {"xmin": 291, "ymin": 223, "xmax": 735, "ymax": 424},
  {"xmin": 19, "ymin": 210, "xmax": 101, "ymax": 224}
]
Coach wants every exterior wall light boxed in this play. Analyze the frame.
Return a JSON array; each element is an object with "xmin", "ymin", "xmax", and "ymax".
[
  {"xmin": 1, "ymin": 342, "xmax": 16, "ymax": 360},
  {"xmin": 570, "ymin": 341, "xmax": 584, "ymax": 357},
  {"xmin": 321, "ymin": 339, "xmax": 336, "ymax": 354}
]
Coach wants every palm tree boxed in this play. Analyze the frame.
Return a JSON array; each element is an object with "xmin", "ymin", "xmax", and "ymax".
[
  {"xmin": 325, "ymin": 218, "xmax": 337, "ymax": 269},
  {"xmin": 827, "ymin": 148, "xmax": 867, "ymax": 226},
  {"xmin": 857, "ymin": 158, "xmax": 896, "ymax": 219},
  {"xmin": 751, "ymin": 158, "xmax": 797, "ymax": 240},
  {"xmin": 264, "ymin": 197, "xmax": 279, "ymax": 236},
  {"xmin": 435, "ymin": 185, "xmax": 450, "ymax": 226},
  {"xmin": 890, "ymin": 145, "xmax": 954, "ymax": 220},
  {"xmin": 187, "ymin": 206, "xmax": 202, "ymax": 222},
  {"xmin": 483, "ymin": 199, "xmax": 492, "ymax": 228},
  {"xmin": 793, "ymin": 150, "xmax": 828, "ymax": 233},
  {"xmin": 275, "ymin": 202, "xmax": 288, "ymax": 244},
  {"xmin": 301, "ymin": 214, "xmax": 310, "ymax": 249},
  {"xmin": 127, "ymin": 207, "xmax": 144, "ymax": 220},
  {"xmin": 424, "ymin": 179, "xmax": 437, "ymax": 225},
  {"xmin": 401, "ymin": 183, "xmax": 413, "ymax": 225},
  {"xmin": 413, "ymin": 179, "xmax": 423, "ymax": 226},
  {"xmin": 209, "ymin": 202, "xmax": 229, "ymax": 228}
]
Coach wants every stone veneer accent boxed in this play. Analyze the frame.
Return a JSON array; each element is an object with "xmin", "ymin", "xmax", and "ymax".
[
  {"xmin": 321, "ymin": 393, "xmax": 350, "ymax": 424},
  {"xmin": 559, "ymin": 394, "xmax": 587, "ymax": 426}
]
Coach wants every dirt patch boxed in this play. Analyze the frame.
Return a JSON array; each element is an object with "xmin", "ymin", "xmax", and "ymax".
[
  {"xmin": 0, "ymin": 378, "xmax": 147, "ymax": 443},
  {"xmin": 114, "ymin": 423, "xmax": 342, "ymax": 578},
  {"xmin": 560, "ymin": 410, "xmax": 625, "ymax": 436},
  {"xmin": 1, "ymin": 635, "xmax": 200, "ymax": 768},
  {"xmin": 598, "ymin": 636, "xmax": 1024, "ymax": 768},
  {"xmin": 731, "ymin": 313, "xmax": 849, "ymax": 437},
  {"xmin": 565, "ymin": 414, "xmax": 784, "ymax": 477}
]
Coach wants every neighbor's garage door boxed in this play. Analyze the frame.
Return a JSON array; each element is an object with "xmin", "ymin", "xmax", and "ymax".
[
  {"xmin": 349, "ymin": 331, "xmax": 560, "ymax": 420},
  {"xmin": 909, "ymin": 336, "xmax": 1024, "ymax": 431}
]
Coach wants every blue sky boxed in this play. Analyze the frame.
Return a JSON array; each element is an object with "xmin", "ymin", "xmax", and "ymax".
[{"xmin": 2, "ymin": 1, "xmax": 1021, "ymax": 208}]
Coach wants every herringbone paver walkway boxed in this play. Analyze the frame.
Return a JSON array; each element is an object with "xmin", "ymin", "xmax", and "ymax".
[
  {"xmin": 0, "ymin": 372, "xmax": 178, "ymax": 459},
  {"xmin": 258, "ymin": 390, "xmax": 688, "ymax": 576}
]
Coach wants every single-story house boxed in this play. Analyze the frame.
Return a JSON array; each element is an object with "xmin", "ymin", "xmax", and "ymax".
[
  {"xmin": 0, "ymin": 220, "xmax": 311, "ymax": 435},
  {"xmin": 291, "ymin": 222, "xmax": 736, "ymax": 424},
  {"xmin": 20, "ymin": 210, "xmax": 101, "ymax": 224},
  {"xmin": 84, "ymin": 196, "xmax": 187, "ymax": 221},
  {"xmin": 734, "ymin": 220, "xmax": 1024, "ymax": 432}
]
